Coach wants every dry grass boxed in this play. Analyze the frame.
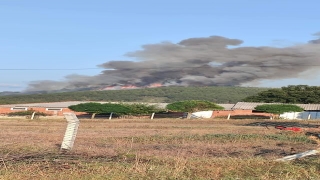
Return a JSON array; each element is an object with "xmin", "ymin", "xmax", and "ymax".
[{"xmin": 0, "ymin": 118, "xmax": 320, "ymax": 179}]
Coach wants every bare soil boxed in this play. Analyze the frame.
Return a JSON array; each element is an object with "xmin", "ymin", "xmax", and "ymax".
[
  {"xmin": 1, "ymin": 118, "xmax": 320, "ymax": 179},
  {"xmin": 1, "ymin": 119, "xmax": 319, "ymax": 159}
]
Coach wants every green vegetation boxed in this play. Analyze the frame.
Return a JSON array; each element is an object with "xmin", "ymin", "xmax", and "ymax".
[
  {"xmin": 255, "ymin": 104, "xmax": 304, "ymax": 114},
  {"xmin": 255, "ymin": 104, "xmax": 303, "ymax": 114},
  {"xmin": 126, "ymin": 103, "xmax": 163, "ymax": 115},
  {"xmin": 69, "ymin": 102, "xmax": 163, "ymax": 116},
  {"xmin": 244, "ymin": 85, "xmax": 320, "ymax": 103},
  {"xmin": 7, "ymin": 110, "xmax": 48, "ymax": 116},
  {"xmin": 166, "ymin": 100, "xmax": 224, "ymax": 112},
  {"xmin": 69, "ymin": 102, "xmax": 130, "ymax": 115},
  {"xmin": 107, "ymin": 133, "xmax": 315, "ymax": 144},
  {"xmin": 0, "ymin": 86, "xmax": 267, "ymax": 104}
]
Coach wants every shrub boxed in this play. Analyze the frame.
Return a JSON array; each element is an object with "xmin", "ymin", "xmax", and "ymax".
[
  {"xmin": 166, "ymin": 100, "xmax": 224, "ymax": 112},
  {"xmin": 69, "ymin": 102, "xmax": 164, "ymax": 116},
  {"xmin": 124, "ymin": 103, "xmax": 163, "ymax": 115},
  {"xmin": 255, "ymin": 104, "xmax": 304, "ymax": 114},
  {"xmin": 8, "ymin": 110, "xmax": 48, "ymax": 116}
]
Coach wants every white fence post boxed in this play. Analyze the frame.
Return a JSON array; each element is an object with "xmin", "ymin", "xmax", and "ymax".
[
  {"xmin": 227, "ymin": 113, "xmax": 231, "ymax": 120},
  {"xmin": 151, "ymin": 113, "xmax": 155, "ymax": 120},
  {"xmin": 109, "ymin": 112, "xmax": 113, "ymax": 120},
  {"xmin": 30, "ymin": 112, "xmax": 36, "ymax": 120},
  {"xmin": 61, "ymin": 113, "xmax": 80, "ymax": 151}
]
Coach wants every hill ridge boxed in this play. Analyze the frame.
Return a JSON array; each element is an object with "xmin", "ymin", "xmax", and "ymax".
[{"xmin": 0, "ymin": 86, "xmax": 270, "ymax": 105}]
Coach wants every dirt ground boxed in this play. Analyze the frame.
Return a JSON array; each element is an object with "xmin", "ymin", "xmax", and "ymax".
[
  {"xmin": 1, "ymin": 118, "xmax": 320, "ymax": 179},
  {"xmin": 1, "ymin": 118, "xmax": 319, "ymax": 159}
]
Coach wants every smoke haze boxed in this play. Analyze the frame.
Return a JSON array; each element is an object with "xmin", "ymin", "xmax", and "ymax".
[{"xmin": 26, "ymin": 33, "xmax": 320, "ymax": 92}]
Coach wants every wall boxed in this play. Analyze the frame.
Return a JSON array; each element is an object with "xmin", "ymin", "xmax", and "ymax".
[
  {"xmin": 0, "ymin": 107, "xmax": 85, "ymax": 116},
  {"xmin": 29, "ymin": 107, "xmax": 86, "ymax": 116},
  {"xmin": 187, "ymin": 109, "xmax": 273, "ymax": 119},
  {"xmin": 212, "ymin": 109, "xmax": 271, "ymax": 118},
  {"xmin": 0, "ymin": 107, "xmax": 12, "ymax": 115}
]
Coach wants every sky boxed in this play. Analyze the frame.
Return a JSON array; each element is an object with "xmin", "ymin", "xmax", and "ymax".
[{"xmin": 0, "ymin": 0, "xmax": 320, "ymax": 92}]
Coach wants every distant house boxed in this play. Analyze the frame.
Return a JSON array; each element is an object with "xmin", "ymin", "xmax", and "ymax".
[
  {"xmin": 232, "ymin": 102, "xmax": 320, "ymax": 111},
  {"xmin": 231, "ymin": 102, "xmax": 320, "ymax": 120},
  {"xmin": 0, "ymin": 101, "xmax": 88, "ymax": 116},
  {"xmin": 2, "ymin": 101, "xmax": 319, "ymax": 119},
  {"xmin": 0, "ymin": 101, "xmax": 170, "ymax": 117}
]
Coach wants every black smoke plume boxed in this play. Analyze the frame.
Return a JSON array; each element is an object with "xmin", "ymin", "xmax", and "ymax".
[{"xmin": 26, "ymin": 33, "xmax": 320, "ymax": 92}]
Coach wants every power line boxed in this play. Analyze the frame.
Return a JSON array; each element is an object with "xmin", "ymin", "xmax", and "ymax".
[
  {"xmin": 1, "ymin": 64, "xmax": 320, "ymax": 71},
  {"xmin": 0, "ymin": 68, "xmax": 102, "ymax": 71}
]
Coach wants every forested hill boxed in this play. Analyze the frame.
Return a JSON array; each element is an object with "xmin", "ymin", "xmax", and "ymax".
[{"xmin": 0, "ymin": 86, "xmax": 269, "ymax": 104}]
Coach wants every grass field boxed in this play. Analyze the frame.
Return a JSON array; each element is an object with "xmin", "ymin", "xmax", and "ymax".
[{"xmin": 1, "ymin": 118, "xmax": 320, "ymax": 179}]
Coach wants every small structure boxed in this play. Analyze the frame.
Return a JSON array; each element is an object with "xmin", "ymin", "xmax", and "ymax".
[
  {"xmin": 2, "ymin": 101, "xmax": 320, "ymax": 119},
  {"xmin": 0, "ymin": 101, "xmax": 170, "ymax": 117},
  {"xmin": 190, "ymin": 111, "xmax": 214, "ymax": 119},
  {"xmin": 280, "ymin": 112, "xmax": 320, "ymax": 120},
  {"xmin": 231, "ymin": 102, "xmax": 320, "ymax": 120},
  {"xmin": 0, "ymin": 101, "xmax": 87, "ymax": 116}
]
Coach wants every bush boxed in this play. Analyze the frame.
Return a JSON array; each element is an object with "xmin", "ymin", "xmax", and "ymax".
[
  {"xmin": 69, "ymin": 102, "xmax": 164, "ymax": 116},
  {"xmin": 69, "ymin": 102, "xmax": 106, "ymax": 114},
  {"xmin": 166, "ymin": 100, "xmax": 224, "ymax": 112},
  {"xmin": 125, "ymin": 103, "xmax": 163, "ymax": 115},
  {"xmin": 8, "ymin": 110, "xmax": 48, "ymax": 116},
  {"xmin": 255, "ymin": 104, "xmax": 304, "ymax": 114}
]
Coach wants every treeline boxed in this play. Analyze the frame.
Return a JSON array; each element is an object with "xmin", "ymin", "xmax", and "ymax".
[
  {"xmin": 69, "ymin": 102, "xmax": 163, "ymax": 116},
  {"xmin": 69, "ymin": 100, "xmax": 223, "ymax": 115},
  {"xmin": 244, "ymin": 85, "xmax": 320, "ymax": 104},
  {"xmin": 0, "ymin": 86, "xmax": 267, "ymax": 104}
]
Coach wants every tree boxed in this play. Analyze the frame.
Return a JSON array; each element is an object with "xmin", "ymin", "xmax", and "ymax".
[
  {"xmin": 7, "ymin": 110, "xmax": 48, "ymax": 117},
  {"xmin": 69, "ymin": 102, "xmax": 104, "ymax": 118},
  {"xmin": 166, "ymin": 100, "xmax": 224, "ymax": 113},
  {"xmin": 0, "ymin": 86, "xmax": 266, "ymax": 104},
  {"xmin": 243, "ymin": 85, "xmax": 320, "ymax": 104},
  {"xmin": 124, "ymin": 103, "xmax": 163, "ymax": 115},
  {"xmin": 69, "ymin": 102, "xmax": 131, "ymax": 119},
  {"xmin": 100, "ymin": 103, "xmax": 132, "ymax": 115},
  {"xmin": 68, "ymin": 102, "xmax": 164, "ymax": 118},
  {"xmin": 255, "ymin": 104, "xmax": 304, "ymax": 115}
]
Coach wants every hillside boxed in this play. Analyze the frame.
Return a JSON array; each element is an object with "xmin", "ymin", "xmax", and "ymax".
[{"xmin": 0, "ymin": 86, "xmax": 270, "ymax": 104}]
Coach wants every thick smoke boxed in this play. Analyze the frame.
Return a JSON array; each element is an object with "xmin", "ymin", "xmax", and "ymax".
[
  {"xmin": 309, "ymin": 32, "xmax": 320, "ymax": 44},
  {"xmin": 27, "ymin": 34, "xmax": 320, "ymax": 92}
]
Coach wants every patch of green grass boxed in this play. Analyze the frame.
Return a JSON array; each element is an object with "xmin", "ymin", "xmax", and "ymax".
[{"xmin": 103, "ymin": 133, "xmax": 315, "ymax": 144}]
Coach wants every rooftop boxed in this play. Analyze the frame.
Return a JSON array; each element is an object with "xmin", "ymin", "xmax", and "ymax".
[{"xmin": 233, "ymin": 102, "xmax": 320, "ymax": 111}]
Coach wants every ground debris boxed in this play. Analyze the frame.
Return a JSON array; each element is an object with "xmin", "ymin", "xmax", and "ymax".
[
  {"xmin": 0, "ymin": 151, "xmax": 115, "ymax": 164},
  {"xmin": 245, "ymin": 121, "xmax": 320, "ymax": 128}
]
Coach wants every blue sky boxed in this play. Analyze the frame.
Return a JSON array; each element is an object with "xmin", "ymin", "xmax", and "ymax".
[{"xmin": 1, "ymin": 0, "xmax": 319, "ymax": 91}]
